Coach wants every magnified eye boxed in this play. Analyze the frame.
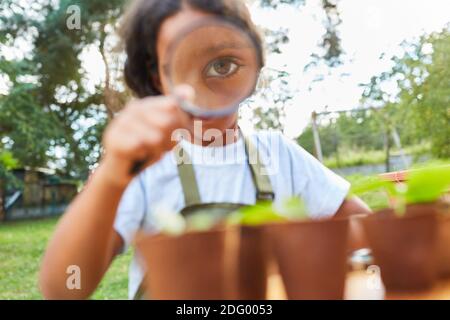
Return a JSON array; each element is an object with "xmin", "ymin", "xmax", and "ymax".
[{"xmin": 205, "ymin": 58, "xmax": 240, "ymax": 78}]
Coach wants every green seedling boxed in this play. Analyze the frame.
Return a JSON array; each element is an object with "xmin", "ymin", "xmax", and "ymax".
[
  {"xmin": 228, "ymin": 201, "xmax": 284, "ymax": 226},
  {"xmin": 185, "ymin": 211, "xmax": 221, "ymax": 232},
  {"xmin": 153, "ymin": 196, "xmax": 313, "ymax": 234},
  {"xmin": 405, "ymin": 165, "xmax": 450, "ymax": 204},
  {"xmin": 349, "ymin": 175, "xmax": 396, "ymax": 196},
  {"xmin": 153, "ymin": 208, "xmax": 224, "ymax": 235},
  {"xmin": 350, "ymin": 164, "xmax": 450, "ymax": 216},
  {"xmin": 228, "ymin": 197, "xmax": 309, "ymax": 226},
  {"xmin": 277, "ymin": 197, "xmax": 309, "ymax": 221},
  {"xmin": 153, "ymin": 208, "xmax": 187, "ymax": 236}
]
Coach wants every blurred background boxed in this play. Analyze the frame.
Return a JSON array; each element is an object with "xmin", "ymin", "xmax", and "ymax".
[{"xmin": 0, "ymin": 0, "xmax": 449, "ymax": 299}]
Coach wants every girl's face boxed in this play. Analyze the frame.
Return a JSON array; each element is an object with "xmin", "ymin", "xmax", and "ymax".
[{"xmin": 156, "ymin": 8, "xmax": 240, "ymax": 140}]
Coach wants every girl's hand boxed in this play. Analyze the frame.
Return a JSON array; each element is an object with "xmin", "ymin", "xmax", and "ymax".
[{"xmin": 100, "ymin": 89, "xmax": 192, "ymax": 188}]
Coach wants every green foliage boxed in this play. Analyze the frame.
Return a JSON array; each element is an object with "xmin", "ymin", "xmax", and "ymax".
[
  {"xmin": 185, "ymin": 212, "xmax": 219, "ymax": 232},
  {"xmin": 1, "ymin": 0, "xmax": 347, "ymax": 180},
  {"xmin": 350, "ymin": 164, "xmax": 450, "ymax": 214},
  {"xmin": 349, "ymin": 175, "xmax": 395, "ymax": 197},
  {"xmin": 360, "ymin": 27, "xmax": 450, "ymax": 159},
  {"xmin": 345, "ymin": 174, "xmax": 391, "ymax": 210},
  {"xmin": 228, "ymin": 197, "xmax": 308, "ymax": 226},
  {"xmin": 0, "ymin": 217, "xmax": 131, "ymax": 299},
  {"xmin": 405, "ymin": 165, "xmax": 450, "ymax": 204},
  {"xmin": 0, "ymin": 81, "xmax": 64, "ymax": 168},
  {"xmin": 408, "ymin": 30, "xmax": 450, "ymax": 158},
  {"xmin": 324, "ymin": 149, "xmax": 387, "ymax": 169},
  {"xmin": 277, "ymin": 196, "xmax": 308, "ymax": 220},
  {"xmin": 0, "ymin": 150, "xmax": 18, "ymax": 170},
  {"xmin": 0, "ymin": 0, "xmax": 126, "ymax": 180},
  {"xmin": 228, "ymin": 201, "xmax": 285, "ymax": 226},
  {"xmin": 0, "ymin": 150, "xmax": 19, "ymax": 187},
  {"xmin": 297, "ymin": 108, "xmax": 386, "ymax": 164},
  {"xmin": 299, "ymin": 28, "xmax": 450, "ymax": 167}
]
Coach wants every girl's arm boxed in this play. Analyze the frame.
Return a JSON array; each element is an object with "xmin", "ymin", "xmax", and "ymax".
[
  {"xmin": 335, "ymin": 196, "xmax": 372, "ymax": 252},
  {"xmin": 39, "ymin": 94, "xmax": 190, "ymax": 299},
  {"xmin": 39, "ymin": 161, "xmax": 126, "ymax": 299}
]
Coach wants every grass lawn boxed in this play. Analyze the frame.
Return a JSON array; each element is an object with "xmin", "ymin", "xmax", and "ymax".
[{"xmin": 0, "ymin": 217, "xmax": 132, "ymax": 300}]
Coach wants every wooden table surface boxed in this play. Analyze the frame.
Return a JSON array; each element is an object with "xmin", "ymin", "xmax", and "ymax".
[{"xmin": 267, "ymin": 269, "xmax": 450, "ymax": 300}]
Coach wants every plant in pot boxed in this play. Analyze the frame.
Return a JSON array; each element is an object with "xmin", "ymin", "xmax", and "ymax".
[
  {"xmin": 134, "ymin": 209, "xmax": 241, "ymax": 300},
  {"xmin": 351, "ymin": 164, "xmax": 450, "ymax": 292},
  {"xmin": 229, "ymin": 198, "xmax": 350, "ymax": 300},
  {"xmin": 184, "ymin": 205, "xmax": 273, "ymax": 300},
  {"xmin": 227, "ymin": 202, "xmax": 286, "ymax": 300}
]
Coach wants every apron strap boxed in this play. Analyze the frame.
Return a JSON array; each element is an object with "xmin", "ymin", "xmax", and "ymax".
[
  {"xmin": 243, "ymin": 135, "xmax": 275, "ymax": 201},
  {"xmin": 175, "ymin": 133, "xmax": 275, "ymax": 207},
  {"xmin": 175, "ymin": 146, "xmax": 202, "ymax": 207},
  {"xmin": 134, "ymin": 134, "xmax": 275, "ymax": 300}
]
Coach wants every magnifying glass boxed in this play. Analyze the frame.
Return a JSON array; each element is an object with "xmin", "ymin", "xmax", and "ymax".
[
  {"xmin": 130, "ymin": 17, "xmax": 262, "ymax": 174},
  {"xmin": 166, "ymin": 17, "xmax": 261, "ymax": 118}
]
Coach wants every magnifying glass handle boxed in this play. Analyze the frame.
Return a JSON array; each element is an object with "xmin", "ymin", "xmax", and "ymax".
[{"xmin": 130, "ymin": 158, "xmax": 149, "ymax": 176}]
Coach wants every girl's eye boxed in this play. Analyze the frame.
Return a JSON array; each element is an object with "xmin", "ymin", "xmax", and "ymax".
[{"xmin": 205, "ymin": 58, "xmax": 240, "ymax": 78}]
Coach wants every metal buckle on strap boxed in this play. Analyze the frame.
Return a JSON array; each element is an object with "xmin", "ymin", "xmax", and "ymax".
[{"xmin": 257, "ymin": 191, "xmax": 275, "ymax": 201}]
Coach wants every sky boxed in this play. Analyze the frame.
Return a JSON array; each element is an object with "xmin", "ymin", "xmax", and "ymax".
[{"xmin": 1, "ymin": 0, "xmax": 450, "ymax": 140}]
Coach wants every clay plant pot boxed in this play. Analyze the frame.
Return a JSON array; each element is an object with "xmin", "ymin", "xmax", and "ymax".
[
  {"xmin": 237, "ymin": 226, "xmax": 269, "ymax": 300},
  {"xmin": 180, "ymin": 204, "xmax": 268, "ymax": 299},
  {"xmin": 402, "ymin": 201, "xmax": 450, "ymax": 278},
  {"xmin": 266, "ymin": 218, "xmax": 349, "ymax": 300},
  {"xmin": 437, "ymin": 213, "xmax": 450, "ymax": 278},
  {"xmin": 134, "ymin": 227, "xmax": 240, "ymax": 300},
  {"xmin": 406, "ymin": 201, "xmax": 450, "ymax": 278},
  {"xmin": 362, "ymin": 209, "xmax": 438, "ymax": 292}
]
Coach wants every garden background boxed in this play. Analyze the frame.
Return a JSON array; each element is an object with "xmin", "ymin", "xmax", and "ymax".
[{"xmin": 0, "ymin": 0, "xmax": 448, "ymax": 299}]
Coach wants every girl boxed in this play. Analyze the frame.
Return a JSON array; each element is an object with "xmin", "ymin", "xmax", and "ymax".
[{"xmin": 39, "ymin": 0, "xmax": 371, "ymax": 299}]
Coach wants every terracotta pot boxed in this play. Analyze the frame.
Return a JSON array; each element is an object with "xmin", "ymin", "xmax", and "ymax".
[
  {"xmin": 422, "ymin": 201, "xmax": 450, "ymax": 278},
  {"xmin": 134, "ymin": 227, "xmax": 239, "ymax": 300},
  {"xmin": 180, "ymin": 205, "xmax": 268, "ymax": 299},
  {"xmin": 362, "ymin": 209, "xmax": 438, "ymax": 292},
  {"xmin": 238, "ymin": 226, "xmax": 268, "ymax": 299},
  {"xmin": 267, "ymin": 218, "xmax": 349, "ymax": 300},
  {"xmin": 438, "ymin": 213, "xmax": 450, "ymax": 278},
  {"xmin": 402, "ymin": 201, "xmax": 450, "ymax": 279}
]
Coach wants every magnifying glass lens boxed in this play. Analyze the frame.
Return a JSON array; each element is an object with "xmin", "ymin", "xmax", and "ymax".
[{"xmin": 167, "ymin": 21, "xmax": 260, "ymax": 116}]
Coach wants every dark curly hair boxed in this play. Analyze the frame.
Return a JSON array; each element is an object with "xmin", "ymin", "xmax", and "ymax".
[{"xmin": 120, "ymin": 0, "xmax": 264, "ymax": 98}]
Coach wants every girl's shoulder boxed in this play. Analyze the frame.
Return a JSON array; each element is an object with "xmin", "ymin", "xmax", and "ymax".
[
  {"xmin": 247, "ymin": 129, "xmax": 300, "ymax": 155},
  {"xmin": 247, "ymin": 129, "xmax": 283, "ymax": 145}
]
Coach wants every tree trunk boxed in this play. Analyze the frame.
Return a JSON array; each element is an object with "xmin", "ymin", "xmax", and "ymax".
[
  {"xmin": 0, "ymin": 179, "xmax": 5, "ymax": 222},
  {"xmin": 384, "ymin": 128, "xmax": 391, "ymax": 172}
]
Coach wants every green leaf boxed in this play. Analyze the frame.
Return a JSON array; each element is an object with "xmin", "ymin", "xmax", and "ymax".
[
  {"xmin": 278, "ymin": 197, "xmax": 308, "ymax": 220},
  {"xmin": 405, "ymin": 165, "xmax": 450, "ymax": 204},
  {"xmin": 227, "ymin": 201, "xmax": 286, "ymax": 226},
  {"xmin": 0, "ymin": 151, "xmax": 19, "ymax": 170},
  {"xmin": 349, "ymin": 175, "xmax": 396, "ymax": 197},
  {"xmin": 186, "ymin": 212, "xmax": 221, "ymax": 232}
]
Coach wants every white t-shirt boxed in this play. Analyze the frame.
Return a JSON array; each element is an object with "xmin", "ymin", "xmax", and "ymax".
[{"xmin": 113, "ymin": 130, "xmax": 350, "ymax": 299}]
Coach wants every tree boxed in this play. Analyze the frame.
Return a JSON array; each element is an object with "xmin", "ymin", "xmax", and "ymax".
[
  {"xmin": 0, "ymin": 0, "xmax": 127, "ymax": 179},
  {"xmin": 249, "ymin": 0, "xmax": 344, "ymax": 130},
  {"xmin": 1, "ymin": 0, "xmax": 346, "ymax": 181},
  {"xmin": 396, "ymin": 29, "xmax": 450, "ymax": 158},
  {"xmin": 359, "ymin": 27, "xmax": 450, "ymax": 159}
]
